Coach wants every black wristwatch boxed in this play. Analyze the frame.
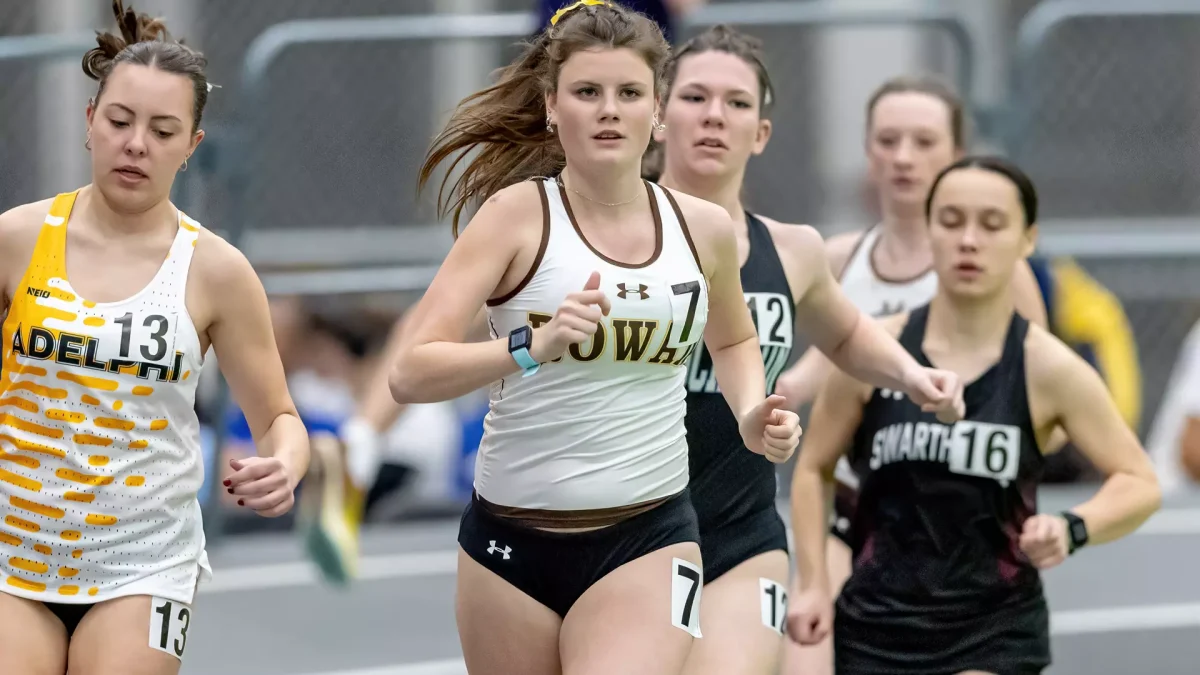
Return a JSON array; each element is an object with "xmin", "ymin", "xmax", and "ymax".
[{"xmin": 1061, "ymin": 511, "xmax": 1088, "ymax": 555}]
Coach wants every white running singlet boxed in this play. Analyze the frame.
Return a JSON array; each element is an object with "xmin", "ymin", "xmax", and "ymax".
[
  {"xmin": 478, "ymin": 178, "xmax": 709, "ymax": 510},
  {"xmin": 0, "ymin": 191, "xmax": 210, "ymax": 605},
  {"xmin": 835, "ymin": 225, "xmax": 938, "ymax": 490}
]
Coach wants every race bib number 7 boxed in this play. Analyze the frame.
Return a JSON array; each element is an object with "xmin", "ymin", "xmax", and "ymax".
[
  {"xmin": 671, "ymin": 558, "xmax": 703, "ymax": 638},
  {"xmin": 149, "ymin": 596, "xmax": 192, "ymax": 660}
]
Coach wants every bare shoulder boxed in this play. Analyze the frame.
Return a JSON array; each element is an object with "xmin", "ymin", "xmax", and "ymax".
[
  {"xmin": 661, "ymin": 186, "xmax": 734, "ymax": 237},
  {"xmin": 1024, "ymin": 321, "xmax": 1090, "ymax": 391},
  {"xmin": 193, "ymin": 227, "xmax": 257, "ymax": 291},
  {"xmin": 823, "ymin": 229, "xmax": 867, "ymax": 277},
  {"xmin": 465, "ymin": 180, "xmax": 546, "ymax": 239},
  {"xmin": 758, "ymin": 216, "xmax": 824, "ymax": 251},
  {"xmin": 0, "ymin": 198, "xmax": 53, "ymax": 243},
  {"xmin": 0, "ymin": 199, "xmax": 56, "ymax": 298},
  {"xmin": 660, "ymin": 187, "xmax": 734, "ymax": 276}
]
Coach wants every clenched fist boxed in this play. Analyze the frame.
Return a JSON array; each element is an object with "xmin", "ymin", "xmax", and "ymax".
[
  {"xmin": 903, "ymin": 366, "xmax": 966, "ymax": 424},
  {"xmin": 739, "ymin": 394, "xmax": 802, "ymax": 464},
  {"xmin": 1019, "ymin": 514, "xmax": 1070, "ymax": 570},
  {"xmin": 786, "ymin": 585, "xmax": 833, "ymax": 646},
  {"xmin": 529, "ymin": 271, "xmax": 611, "ymax": 363}
]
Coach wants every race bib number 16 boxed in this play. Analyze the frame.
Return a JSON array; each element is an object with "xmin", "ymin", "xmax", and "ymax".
[{"xmin": 947, "ymin": 421, "xmax": 1021, "ymax": 486}]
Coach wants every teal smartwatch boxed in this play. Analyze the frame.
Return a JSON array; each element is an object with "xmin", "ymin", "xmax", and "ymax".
[{"xmin": 508, "ymin": 325, "xmax": 540, "ymax": 377}]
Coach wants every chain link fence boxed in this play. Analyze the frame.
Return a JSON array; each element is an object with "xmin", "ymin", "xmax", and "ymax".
[{"xmin": 1004, "ymin": 4, "xmax": 1200, "ymax": 436}]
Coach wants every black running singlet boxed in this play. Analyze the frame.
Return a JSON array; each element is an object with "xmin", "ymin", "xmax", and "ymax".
[
  {"xmin": 835, "ymin": 304, "xmax": 1051, "ymax": 674},
  {"xmin": 684, "ymin": 213, "xmax": 795, "ymax": 530}
]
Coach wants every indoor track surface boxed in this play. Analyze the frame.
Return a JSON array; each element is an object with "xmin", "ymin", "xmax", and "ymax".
[{"xmin": 184, "ymin": 486, "xmax": 1200, "ymax": 674}]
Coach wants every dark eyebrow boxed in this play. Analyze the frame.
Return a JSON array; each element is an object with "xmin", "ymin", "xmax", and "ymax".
[
  {"xmin": 108, "ymin": 102, "xmax": 182, "ymax": 124},
  {"xmin": 677, "ymin": 81, "xmax": 755, "ymax": 99},
  {"xmin": 569, "ymin": 80, "xmax": 648, "ymax": 89}
]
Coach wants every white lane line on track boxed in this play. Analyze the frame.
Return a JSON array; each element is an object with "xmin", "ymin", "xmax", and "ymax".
[
  {"xmin": 293, "ymin": 600, "xmax": 1200, "ymax": 675},
  {"xmin": 205, "ymin": 550, "xmax": 457, "ymax": 594},
  {"xmin": 207, "ymin": 507, "xmax": 1200, "ymax": 594}
]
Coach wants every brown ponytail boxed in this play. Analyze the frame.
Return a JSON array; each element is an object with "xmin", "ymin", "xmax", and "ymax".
[
  {"xmin": 418, "ymin": 1, "xmax": 670, "ymax": 237},
  {"xmin": 83, "ymin": 0, "xmax": 209, "ymax": 133}
]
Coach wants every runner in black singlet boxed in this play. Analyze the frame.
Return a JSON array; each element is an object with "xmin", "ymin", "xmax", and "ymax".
[
  {"xmin": 652, "ymin": 26, "xmax": 968, "ymax": 675},
  {"xmin": 786, "ymin": 156, "xmax": 1161, "ymax": 675}
]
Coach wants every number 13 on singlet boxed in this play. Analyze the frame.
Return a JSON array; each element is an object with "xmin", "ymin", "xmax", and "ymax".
[{"xmin": 947, "ymin": 421, "xmax": 1021, "ymax": 486}]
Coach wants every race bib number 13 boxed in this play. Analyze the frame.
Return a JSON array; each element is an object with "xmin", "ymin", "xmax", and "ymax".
[{"xmin": 149, "ymin": 596, "xmax": 192, "ymax": 661}]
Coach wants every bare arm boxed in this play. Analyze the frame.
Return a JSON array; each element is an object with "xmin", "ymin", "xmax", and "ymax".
[
  {"xmin": 785, "ymin": 226, "xmax": 925, "ymax": 393},
  {"xmin": 688, "ymin": 198, "xmax": 765, "ymax": 421},
  {"xmin": 791, "ymin": 365, "xmax": 871, "ymax": 590},
  {"xmin": 772, "ymin": 230, "xmax": 863, "ymax": 408},
  {"xmin": 389, "ymin": 184, "xmax": 540, "ymax": 404},
  {"xmin": 201, "ymin": 235, "xmax": 310, "ymax": 514},
  {"xmin": 0, "ymin": 200, "xmax": 52, "ymax": 317},
  {"xmin": 1032, "ymin": 329, "xmax": 1161, "ymax": 546}
]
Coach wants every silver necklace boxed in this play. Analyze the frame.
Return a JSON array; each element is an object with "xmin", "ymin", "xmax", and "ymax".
[{"xmin": 557, "ymin": 175, "xmax": 641, "ymax": 207}]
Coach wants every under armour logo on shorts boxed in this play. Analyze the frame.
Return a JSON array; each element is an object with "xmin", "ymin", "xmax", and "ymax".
[
  {"xmin": 617, "ymin": 283, "xmax": 649, "ymax": 300},
  {"xmin": 487, "ymin": 540, "xmax": 511, "ymax": 560}
]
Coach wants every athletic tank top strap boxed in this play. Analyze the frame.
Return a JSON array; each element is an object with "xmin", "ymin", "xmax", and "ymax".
[
  {"xmin": 22, "ymin": 192, "xmax": 80, "ymax": 288},
  {"xmin": 742, "ymin": 213, "xmax": 794, "ymax": 306},
  {"xmin": 901, "ymin": 304, "xmax": 1033, "ymax": 420},
  {"xmin": 20, "ymin": 191, "xmax": 201, "ymax": 312},
  {"xmin": 897, "ymin": 303, "xmax": 931, "ymax": 355}
]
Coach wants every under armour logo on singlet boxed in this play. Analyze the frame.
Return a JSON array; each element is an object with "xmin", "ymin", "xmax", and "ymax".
[
  {"xmin": 873, "ymin": 301, "xmax": 904, "ymax": 318},
  {"xmin": 487, "ymin": 540, "xmax": 512, "ymax": 560},
  {"xmin": 617, "ymin": 283, "xmax": 650, "ymax": 300}
]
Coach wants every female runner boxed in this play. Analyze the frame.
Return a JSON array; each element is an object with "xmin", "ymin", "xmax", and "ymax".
[
  {"xmin": 390, "ymin": 2, "xmax": 958, "ymax": 673},
  {"xmin": 652, "ymin": 25, "xmax": 969, "ymax": 675},
  {"xmin": 0, "ymin": 2, "xmax": 308, "ymax": 673},
  {"xmin": 786, "ymin": 156, "xmax": 1161, "ymax": 675}
]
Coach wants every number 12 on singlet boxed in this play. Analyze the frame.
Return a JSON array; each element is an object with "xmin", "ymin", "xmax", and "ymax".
[{"xmin": 947, "ymin": 421, "xmax": 1021, "ymax": 486}]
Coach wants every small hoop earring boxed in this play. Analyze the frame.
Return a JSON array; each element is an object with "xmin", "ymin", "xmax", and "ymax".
[
  {"xmin": 85, "ymin": 135, "xmax": 91, "ymax": 151},
  {"xmin": 180, "ymin": 159, "xmax": 188, "ymax": 173}
]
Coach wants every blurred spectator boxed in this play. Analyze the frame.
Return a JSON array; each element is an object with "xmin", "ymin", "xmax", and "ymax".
[
  {"xmin": 1028, "ymin": 256, "xmax": 1142, "ymax": 482},
  {"xmin": 214, "ymin": 298, "xmax": 475, "ymax": 531},
  {"xmin": 1147, "ymin": 316, "xmax": 1200, "ymax": 493}
]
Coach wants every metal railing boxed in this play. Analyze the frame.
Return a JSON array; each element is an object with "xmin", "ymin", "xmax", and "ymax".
[
  {"xmin": 228, "ymin": 3, "xmax": 976, "ymax": 297},
  {"xmin": 1003, "ymin": 0, "xmax": 1200, "ymax": 255}
]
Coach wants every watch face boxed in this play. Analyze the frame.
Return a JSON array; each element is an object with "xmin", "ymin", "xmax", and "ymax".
[
  {"xmin": 509, "ymin": 326, "xmax": 530, "ymax": 351},
  {"xmin": 1071, "ymin": 520, "xmax": 1087, "ymax": 542}
]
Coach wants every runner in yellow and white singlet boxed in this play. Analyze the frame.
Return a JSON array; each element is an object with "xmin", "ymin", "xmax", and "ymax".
[{"xmin": 0, "ymin": 3, "xmax": 310, "ymax": 674}]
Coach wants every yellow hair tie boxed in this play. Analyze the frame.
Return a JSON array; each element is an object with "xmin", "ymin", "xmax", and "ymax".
[{"xmin": 550, "ymin": 0, "xmax": 610, "ymax": 26}]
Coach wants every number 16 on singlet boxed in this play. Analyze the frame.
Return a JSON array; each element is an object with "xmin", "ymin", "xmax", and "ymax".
[{"xmin": 947, "ymin": 421, "xmax": 1021, "ymax": 487}]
